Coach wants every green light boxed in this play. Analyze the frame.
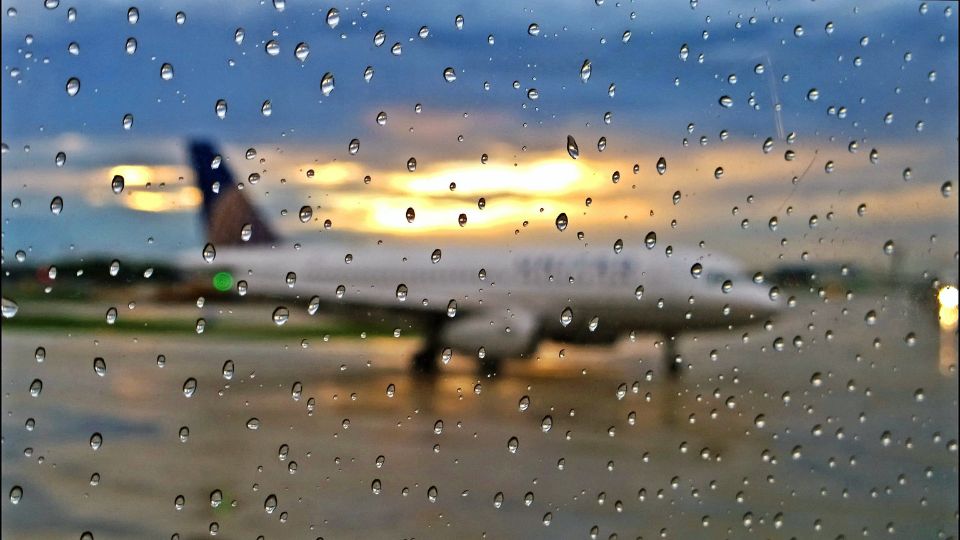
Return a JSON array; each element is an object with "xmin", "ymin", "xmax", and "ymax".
[{"xmin": 212, "ymin": 271, "xmax": 233, "ymax": 292}]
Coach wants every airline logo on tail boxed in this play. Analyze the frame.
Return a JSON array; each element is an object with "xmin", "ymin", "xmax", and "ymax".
[{"xmin": 188, "ymin": 140, "xmax": 279, "ymax": 247}]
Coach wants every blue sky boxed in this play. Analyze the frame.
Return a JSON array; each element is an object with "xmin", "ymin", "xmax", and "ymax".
[{"xmin": 2, "ymin": 0, "xmax": 957, "ymax": 273}]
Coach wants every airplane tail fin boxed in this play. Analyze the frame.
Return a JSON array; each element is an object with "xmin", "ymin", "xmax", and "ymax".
[{"xmin": 188, "ymin": 140, "xmax": 279, "ymax": 246}]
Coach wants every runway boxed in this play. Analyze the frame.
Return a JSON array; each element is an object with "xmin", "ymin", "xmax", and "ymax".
[{"xmin": 2, "ymin": 290, "xmax": 957, "ymax": 539}]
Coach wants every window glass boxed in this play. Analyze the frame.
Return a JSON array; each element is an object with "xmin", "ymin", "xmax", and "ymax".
[{"xmin": 2, "ymin": 1, "xmax": 957, "ymax": 538}]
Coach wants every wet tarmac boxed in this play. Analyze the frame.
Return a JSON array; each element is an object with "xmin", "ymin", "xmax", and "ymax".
[{"xmin": 2, "ymin": 291, "xmax": 957, "ymax": 539}]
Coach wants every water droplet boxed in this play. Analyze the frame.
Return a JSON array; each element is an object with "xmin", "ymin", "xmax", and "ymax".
[
  {"xmin": 882, "ymin": 240, "xmax": 895, "ymax": 255},
  {"xmin": 93, "ymin": 357, "xmax": 106, "ymax": 376},
  {"xmin": 272, "ymin": 307, "xmax": 289, "ymax": 325},
  {"xmin": 214, "ymin": 99, "xmax": 227, "ymax": 119},
  {"xmin": 613, "ymin": 239, "xmax": 623, "ymax": 254},
  {"xmin": 405, "ymin": 207, "xmax": 416, "ymax": 223},
  {"xmin": 202, "ymin": 243, "xmax": 216, "ymax": 263},
  {"xmin": 443, "ymin": 67, "xmax": 457, "ymax": 82},
  {"xmin": 160, "ymin": 63, "xmax": 174, "ymax": 80},
  {"xmin": 105, "ymin": 307, "xmax": 118, "ymax": 324},
  {"xmin": 566, "ymin": 135, "xmax": 579, "ymax": 159},
  {"xmin": 690, "ymin": 263, "xmax": 703, "ymax": 278},
  {"xmin": 317, "ymin": 6, "xmax": 337, "ymax": 28},
  {"xmin": 182, "ymin": 378, "xmax": 197, "ymax": 397},
  {"xmin": 455, "ymin": 14, "xmax": 464, "ymax": 29},
  {"xmin": 406, "ymin": 157, "xmax": 417, "ymax": 172},
  {"xmin": 555, "ymin": 212, "xmax": 568, "ymax": 231},
  {"xmin": 560, "ymin": 307, "xmax": 573, "ymax": 327},
  {"xmin": 396, "ymin": 284, "xmax": 408, "ymax": 302},
  {"xmin": 121, "ymin": 36, "xmax": 137, "ymax": 55},
  {"xmin": 261, "ymin": 100, "xmax": 272, "ymax": 116},
  {"xmin": 50, "ymin": 196, "xmax": 64, "ymax": 215},
  {"xmin": 265, "ymin": 40, "xmax": 280, "ymax": 56},
  {"xmin": 719, "ymin": 95, "xmax": 733, "ymax": 108},
  {"xmin": 644, "ymin": 231, "xmax": 657, "ymax": 249},
  {"xmin": 507, "ymin": 436, "xmax": 520, "ymax": 453},
  {"xmin": 9, "ymin": 486, "xmax": 23, "ymax": 504},
  {"xmin": 656, "ymin": 156, "xmax": 667, "ymax": 175},
  {"xmin": 320, "ymin": 72, "xmax": 335, "ymax": 96},
  {"xmin": 127, "ymin": 6, "xmax": 139, "ymax": 24},
  {"xmin": 348, "ymin": 138, "xmax": 360, "ymax": 155},
  {"xmin": 219, "ymin": 359, "xmax": 235, "ymax": 380},
  {"xmin": 65, "ymin": 77, "xmax": 80, "ymax": 96},
  {"xmin": 29, "ymin": 378, "xmax": 42, "ymax": 396},
  {"xmin": 2, "ymin": 297, "xmax": 20, "ymax": 318},
  {"xmin": 247, "ymin": 418, "xmax": 261, "ymax": 430},
  {"xmin": 446, "ymin": 299, "xmax": 458, "ymax": 318},
  {"xmin": 122, "ymin": 113, "xmax": 134, "ymax": 130},
  {"xmin": 373, "ymin": 30, "xmax": 386, "ymax": 47},
  {"xmin": 89, "ymin": 432, "xmax": 103, "ymax": 450},
  {"xmin": 579, "ymin": 59, "xmax": 592, "ymax": 82}
]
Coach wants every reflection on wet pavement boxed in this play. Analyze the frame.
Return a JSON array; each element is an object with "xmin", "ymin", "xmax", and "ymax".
[{"xmin": 2, "ymin": 292, "xmax": 957, "ymax": 539}]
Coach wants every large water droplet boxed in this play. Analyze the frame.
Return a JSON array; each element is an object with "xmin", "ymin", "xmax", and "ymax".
[
  {"xmin": 50, "ymin": 196, "xmax": 64, "ymax": 215},
  {"xmin": 321, "ymin": 72, "xmax": 335, "ymax": 96},
  {"xmin": 294, "ymin": 42, "xmax": 309, "ymax": 62},
  {"xmin": 566, "ymin": 135, "xmax": 579, "ymax": 159},
  {"xmin": 2, "ymin": 297, "xmax": 20, "ymax": 318},
  {"xmin": 579, "ymin": 59, "xmax": 592, "ymax": 82},
  {"xmin": 93, "ymin": 357, "xmax": 106, "ymax": 377},
  {"xmin": 215, "ymin": 99, "xmax": 227, "ymax": 119},
  {"xmin": 272, "ymin": 307, "xmax": 289, "ymax": 325},
  {"xmin": 325, "ymin": 7, "xmax": 339, "ymax": 28},
  {"xmin": 202, "ymin": 243, "xmax": 216, "ymax": 263},
  {"xmin": 644, "ymin": 231, "xmax": 657, "ymax": 249},
  {"xmin": 656, "ymin": 156, "xmax": 667, "ymax": 175},
  {"xmin": 183, "ymin": 378, "xmax": 197, "ymax": 397},
  {"xmin": 65, "ymin": 77, "xmax": 80, "ymax": 96}
]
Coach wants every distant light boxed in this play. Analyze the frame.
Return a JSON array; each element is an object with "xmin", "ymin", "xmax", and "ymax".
[
  {"xmin": 939, "ymin": 285, "xmax": 958, "ymax": 329},
  {"xmin": 939, "ymin": 285, "xmax": 958, "ymax": 309},
  {"xmin": 213, "ymin": 271, "xmax": 233, "ymax": 292}
]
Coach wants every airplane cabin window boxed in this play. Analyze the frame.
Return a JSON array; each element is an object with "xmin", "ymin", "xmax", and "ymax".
[{"xmin": 1, "ymin": 1, "xmax": 958, "ymax": 539}]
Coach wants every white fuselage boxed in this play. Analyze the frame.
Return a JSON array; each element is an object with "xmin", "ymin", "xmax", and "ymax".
[{"xmin": 185, "ymin": 240, "xmax": 777, "ymax": 358}]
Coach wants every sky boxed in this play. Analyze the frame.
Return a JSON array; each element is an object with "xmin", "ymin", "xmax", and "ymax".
[{"xmin": 1, "ymin": 0, "xmax": 957, "ymax": 276}]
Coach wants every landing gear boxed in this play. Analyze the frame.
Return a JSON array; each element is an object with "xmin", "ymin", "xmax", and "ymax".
[
  {"xmin": 412, "ymin": 348, "xmax": 439, "ymax": 374},
  {"xmin": 478, "ymin": 355, "xmax": 501, "ymax": 377},
  {"xmin": 664, "ymin": 335, "xmax": 681, "ymax": 378}
]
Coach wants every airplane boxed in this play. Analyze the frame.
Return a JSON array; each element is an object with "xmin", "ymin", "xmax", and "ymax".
[{"xmin": 182, "ymin": 140, "xmax": 780, "ymax": 376}]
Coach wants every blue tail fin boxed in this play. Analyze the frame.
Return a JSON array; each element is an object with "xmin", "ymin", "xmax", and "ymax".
[{"xmin": 188, "ymin": 140, "xmax": 279, "ymax": 246}]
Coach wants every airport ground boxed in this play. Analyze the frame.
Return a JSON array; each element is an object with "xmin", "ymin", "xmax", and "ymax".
[{"xmin": 2, "ymin": 290, "xmax": 957, "ymax": 539}]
